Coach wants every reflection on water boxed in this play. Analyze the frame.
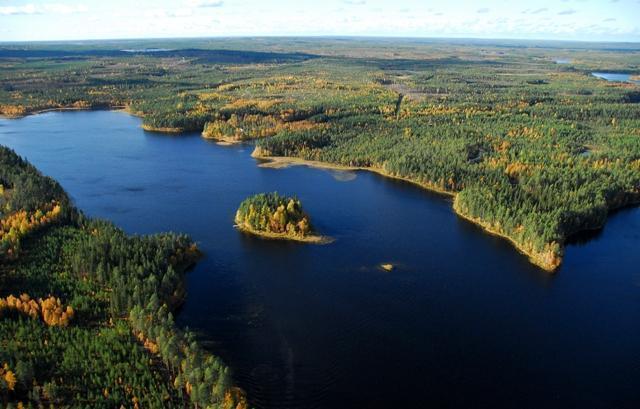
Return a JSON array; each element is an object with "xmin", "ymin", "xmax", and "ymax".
[
  {"xmin": 327, "ymin": 169, "xmax": 357, "ymax": 182},
  {"xmin": 1, "ymin": 110, "xmax": 640, "ymax": 409}
]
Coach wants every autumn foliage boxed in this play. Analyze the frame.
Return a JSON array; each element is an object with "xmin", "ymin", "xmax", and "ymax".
[
  {"xmin": 0, "ymin": 293, "xmax": 74, "ymax": 327},
  {"xmin": 0, "ymin": 363, "xmax": 17, "ymax": 392},
  {"xmin": 202, "ymin": 113, "xmax": 321, "ymax": 142},
  {"xmin": 235, "ymin": 192, "xmax": 313, "ymax": 238},
  {"xmin": 0, "ymin": 104, "xmax": 27, "ymax": 117},
  {"xmin": 0, "ymin": 202, "xmax": 62, "ymax": 259}
]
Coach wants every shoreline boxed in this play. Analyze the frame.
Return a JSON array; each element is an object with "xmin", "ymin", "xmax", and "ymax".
[
  {"xmin": 252, "ymin": 151, "xmax": 564, "ymax": 271},
  {"xmin": 201, "ymin": 132, "xmax": 245, "ymax": 145},
  {"xmin": 235, "ymin": 223, "xmax": 333, "ymax": 244},
  {"xmin": 141, "ymin": 124, "xmax": 184, "ymax": 133},
  {"xmin": 0, "ymin": 143, "xmax": 247, "ymax": 408},
  {"xmin": 254, "ymin": 153, "xmax": 640, "ymax": 272},
  {"xmin": 4, "ymin": 107, "xmax": 638, "ymax": 273},
  {"xmin": 0, "ymin": 104, "xmax": 192, "ymax": 136},
  {"xmin": 0, "ymin": 104, "xmax": 196, "ymax": 136},
  {"xmin": 0, "ymin": 105, "xmax": 127, "ymax": 119},
  {"xmin": 452, "ymin": 199, "xmax": 561, "ymax": 272},
  {"xmin": 252, "ymin": 151, "xmax": 456, "ymax": 198}
]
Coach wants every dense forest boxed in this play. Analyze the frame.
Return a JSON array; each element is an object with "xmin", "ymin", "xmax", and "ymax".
[
  {"xmin": 1, "ymin": 39, "xmax": 639, "ymax": 268},
  {"xmin": 235, "ymin": 192, "xmax": 324, "ymax": 242},
  {"xmin": 0, "ymin": 146, "xmax": 246, "ymax": 408}
]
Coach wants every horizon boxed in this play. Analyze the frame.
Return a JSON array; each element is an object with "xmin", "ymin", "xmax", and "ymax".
[
  {"xmin": 1, "ymin": 0, "xmax": 639, "ymax": 43},
  {"xmin": 2, "ymin": 34, "xmax": 640, "ymax": 46}
]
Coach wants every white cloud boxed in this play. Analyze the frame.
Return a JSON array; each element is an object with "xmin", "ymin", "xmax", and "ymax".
[
  {"xmin": 0, "ymin": 3, "xmax": 88, "ymax": 16},
  {"xmin": 47, "ymin": 4, "xmax": 88, "ymax": 14},
  {"xmin": 138, "ymin": 0, "xmax": 224, "ymax": 20},
  {"xmin": 185, "ymin": 0, "xmax": 224, "ymax": 7},
  {"xmin": 1, "ymin": 0, "xmax": 638, "ymax": 42},
  {"xmin": 0, "ymin": 4, "xmax": 41, "ymax": 15},
  {"xmin": 170, "ymin": 8, "xmax": 194, "ymax": 17},
  {"xmin": 527, "ymin": 8, "xmax": 548, "ymax": 14}
]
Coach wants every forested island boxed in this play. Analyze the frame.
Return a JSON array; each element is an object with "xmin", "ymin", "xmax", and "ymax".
[
  {"xmin": 235, "ymin": 192, "xmax": 328, "ymax": 243},
  {"xmin": 0, "ymin": 146, "xmax": 246, "ymax": 408},
  {"xmin": 1, "ymin": 39, "xmax": 639, "ymax": 270}
]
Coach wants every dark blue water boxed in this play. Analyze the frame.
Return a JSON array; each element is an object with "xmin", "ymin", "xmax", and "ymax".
[{"xmin": 1, "ymin": 111, "xmax": 639, "ymax": 409}]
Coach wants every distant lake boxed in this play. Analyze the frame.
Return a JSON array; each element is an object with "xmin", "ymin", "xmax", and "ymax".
[
  {"xmin": 555, "ymin": 59, "xmax": 571, "ymax": 64},
  {"xmin": 1, "ymin": 111, "xmax": 640, "ymax": 409},
  {"xmin": 592, "ymin": 72, "xmax": 640, "ymax": 83},
  {"xmin": 121, "ymin": 48, "xmax": 173, "ymax": 53}
]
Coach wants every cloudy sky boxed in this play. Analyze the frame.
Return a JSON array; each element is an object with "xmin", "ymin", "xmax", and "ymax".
[{"xmin": 1, "ymin": 0, "xmax": 639, "ymax": 42}]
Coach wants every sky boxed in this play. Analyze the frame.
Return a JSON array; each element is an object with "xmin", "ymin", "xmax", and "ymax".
[{"xmin": 0, "ymin": 0, "xmax": 639, "ymax": 42}]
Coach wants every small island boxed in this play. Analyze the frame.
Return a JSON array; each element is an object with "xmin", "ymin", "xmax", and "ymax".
[{"xmin": 235, "ymin": 192, "xmax": 331, "ymax": 243}]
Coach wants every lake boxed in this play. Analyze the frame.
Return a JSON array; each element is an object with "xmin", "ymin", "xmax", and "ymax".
[
  {"xmin": 592, "ymin": 72, "xmax": 640, "ymax": 84},
  {"xmin": 1, "ymin": 110, "xmax": 639, "ymax": 409}
]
